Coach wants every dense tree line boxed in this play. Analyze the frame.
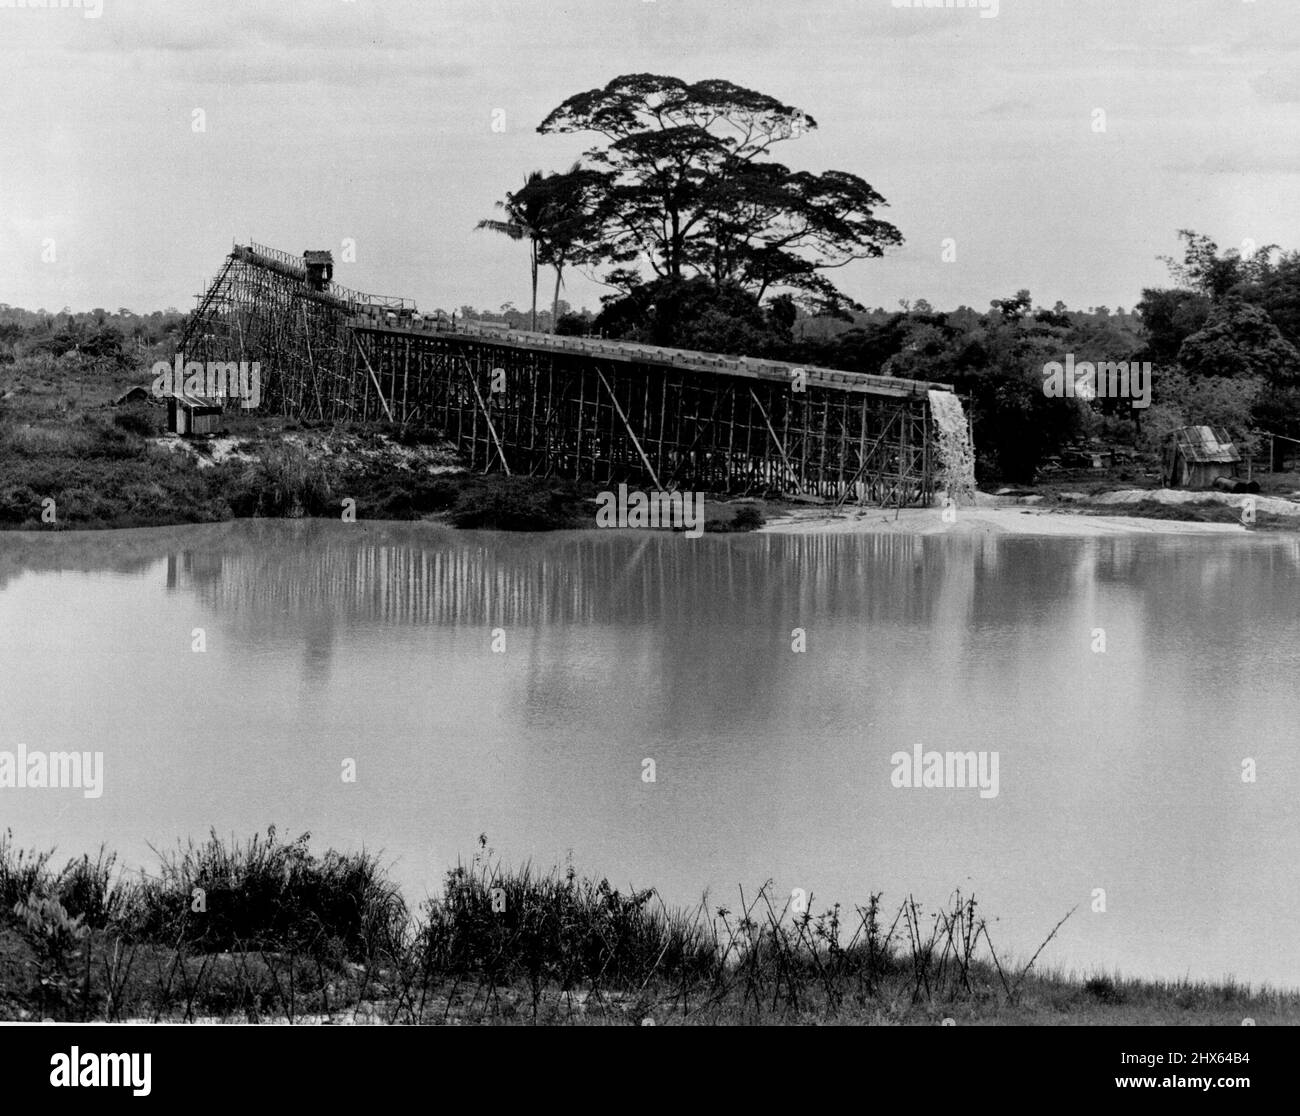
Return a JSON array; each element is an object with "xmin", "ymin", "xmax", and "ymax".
[
  {"xmin": 479, "ymin": 71, "xmax": 1299, "ymax": 482},
  {"xmin": 0, "ymin": 306, "xmax": 186, "ymax": 371},
  {"xmin": 1134, "ymin": 232, "xmax": 1300, "ymax": 466}
]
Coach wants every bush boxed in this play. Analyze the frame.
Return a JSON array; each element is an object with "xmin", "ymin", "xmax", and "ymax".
[
  {"xmin": 12, "ymin": 895, "xmax": 88, "ymax": 1018},
  {"xmin": 702, "ymin": 502, "xmax": 766, "ymax": 533},
  {"xmin": 0, "ymin": 830, "xmax": 55, "ymax": 921},
  {"xmin": 84, "ymin": 418, "xmax": 146, "ymax": 461},
  {"xmin": 1084, "ymin": 975, "xmax": 1126, "ymax": 1005},
  {"xmin": 0, "ymin": 484, "xmax": 43, "ymax": 526},
  {"xmin": 423, "ymin": 843, "xmax": 716, "ymax": 991},
  {"xmin": 56, "ymin": 849, "xmax": 128, "ymax": 930},
  {"xmin": 243, "ymin": 445, "xmax": 333, "ymax": 517},
  {"xmin": 130, "ymin": 827, "xmax": 406, "ymax": 961},
  {"xmin": 449, "ymin": 480, "xmax": 584, "ymax": 531},
  {"xmin": 1138, "ymin": 402, "xmax": 1187, "ymax": 457},
  {"xmin": 451, "ymin": 488, "xmax": 551, "ymax": 530},
  {"xmin": 112, "ymin": 407, "xmax": 158, "ymax": 437},
  {"xmin": 360, "ymin": 474, "xmax": 461, "ymax": 519}
]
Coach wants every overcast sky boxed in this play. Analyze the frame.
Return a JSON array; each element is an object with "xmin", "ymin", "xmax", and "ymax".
[{"xmin": 1, "ymin": 0, "xmax": 1297, "ymax": 317}]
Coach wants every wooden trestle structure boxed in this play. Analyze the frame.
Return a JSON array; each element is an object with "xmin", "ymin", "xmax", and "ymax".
[{"xmin": 177, "ymin": 243, "xmax": 955, "ymax": 505}]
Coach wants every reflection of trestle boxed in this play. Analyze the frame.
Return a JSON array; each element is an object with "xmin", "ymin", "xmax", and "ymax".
[
  {"xmin": 179, "ymin": 244, "xmax": 952, "ymax": 506},
  {"xmin": 182, "ymin": 532, "xmax": 984, "ymax": 630},
  {"xmin": 160, "ymin": 526, "xmax": 1299, "ymax": 637}
]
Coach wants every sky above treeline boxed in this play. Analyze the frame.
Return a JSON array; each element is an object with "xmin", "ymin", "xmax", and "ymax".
[{"xmin": 1, "ymin": 0, "xmax": 1297, "ymax": 317}]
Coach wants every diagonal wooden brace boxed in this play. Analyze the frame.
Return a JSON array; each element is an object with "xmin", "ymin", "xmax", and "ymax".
[
  {"xmin": 460, "ymin": 355, "xmax": 511, "ymax": 475},
  {"xmin": 595, "ymin": 365, "xmax": 662, "ymax": 490},
  {"xmin": 749, "ymin": 388, "xmax": 803, "ymax": 495},
  {"xmin": 352, "ymin": 331, "xmax": 393, "ymax": 423}
]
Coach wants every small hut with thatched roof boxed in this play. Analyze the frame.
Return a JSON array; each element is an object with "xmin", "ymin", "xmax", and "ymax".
[{"xmin": 1163, "ymin": 425, "xmax": 1241, "ymax": 488}]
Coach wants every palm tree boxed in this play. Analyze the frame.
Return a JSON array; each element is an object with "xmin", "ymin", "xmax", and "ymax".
[
  {"xmin": 477, "ymin": 170, "xmax": 547, "ymax": 331},
  {"xmin": 535, "ymin": 164, "xmax": 599, "ymax": 333}
]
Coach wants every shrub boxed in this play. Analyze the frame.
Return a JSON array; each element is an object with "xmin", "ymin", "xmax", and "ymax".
[
  {"xmin": 84, "ymin": 419, "xmax": 146, "ymax": 461},
  {"xmin": 449, "ymin": 481, "xmax": 583, "ymax": 531},
  {"xmin": 422, "ymin": 843, "xmax": 717, "ymax": 992},
  {"xmin": 129, "ymin": 827, "xmax": 406, "ymax": 961},
  {"xmin": 703, "ymin": 502, "xmax": 767, "ymax": 533},
  {"xmin": 0, "ymin": 484, "xmax": 43, "ymax": 525},
  {"xmin": 1084, "ymin": 974, "xmax": 1126, "ymax": 1005},
  {"xmin": 244, "ymin": 445, "xmax": 333, "ymax": 517},
  {"xmin": 0, "ymin": 830, "xmax": 55, "ymax": 922},
  {"xmin": 450, "ymin": 488, "xmax": 551, "ymax": 530},
  {"xmin": 112, "ymin": 407, "xmax": 159, "ymax": 437},
  {"xmin": 12, "ymin": 895, "xmax": 88, "ymax": 1017},
  {"xmin": 57, "ymin": 849, "xmax": 128, "ymax": 931},
  {"xmin": 361, "ymin": 474, "xmax": 461, "ymax": 519}
]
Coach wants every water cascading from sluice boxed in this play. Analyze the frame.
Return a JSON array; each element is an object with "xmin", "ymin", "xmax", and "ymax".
[{"xmin": 926, "ymin": 390, "xmax": 977, "ymax": 506}]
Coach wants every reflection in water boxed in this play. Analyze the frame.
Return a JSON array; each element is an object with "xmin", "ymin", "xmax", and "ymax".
[{"xmin": 0, "ymin": 522, "xmax": 1297, "ymax": 987}]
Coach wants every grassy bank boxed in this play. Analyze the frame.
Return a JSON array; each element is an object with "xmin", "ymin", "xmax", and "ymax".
[
  {"xmin": 7, "ymin": 355, "xmax": 1296, "ymax": 535},
  {"xmin": 0, "ymin": 401, "xmax": 769, "ymax": 533},
  {"xmin": 1051, "ymin": 498, "xmax": 1295, "ymax": 529},
  {"xmin": 0, "ymin": 828, "xmax": 1292, "ymax": 1026},
  {"xmin": 0, "ymin": 394, "xmax": 592, "ymax": 532}
]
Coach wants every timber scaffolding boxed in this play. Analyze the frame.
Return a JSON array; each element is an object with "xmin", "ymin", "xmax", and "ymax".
[{"xmin": 177, "ymin": 243, "xmax": 959, "ymax": 505}]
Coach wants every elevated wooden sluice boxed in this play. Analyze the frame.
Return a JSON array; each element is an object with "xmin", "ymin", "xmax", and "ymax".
[{"xmin": 178, "ymin": 243, "xmax": 957, "ymax": 505}]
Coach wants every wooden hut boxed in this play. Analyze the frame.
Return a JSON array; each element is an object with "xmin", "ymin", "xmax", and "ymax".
[
  {"xmin": 303, "ymin": 250, "xmax": 334, "ymax": 291},
  {"xmin": 166, "ymin": 392, "xmax": 224, "ymax": 436},
  {"xmin": 1163, "ymin": 425, "xmax": 1241, "ymax": 488}
]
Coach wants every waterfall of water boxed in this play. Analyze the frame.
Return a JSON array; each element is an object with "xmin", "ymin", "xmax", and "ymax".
[{"xmin": 926, "ymin": 390, "xmax": 977, "ymax": 506}]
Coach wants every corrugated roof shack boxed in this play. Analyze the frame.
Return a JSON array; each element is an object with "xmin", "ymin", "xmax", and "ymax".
[
  {"xmin": 166, "ymin": 392, "xmax": 224, "ymax": 436},
  {"xmin": 1163, "ymin": 425, "xmax": 1241, "ymax": 488}
]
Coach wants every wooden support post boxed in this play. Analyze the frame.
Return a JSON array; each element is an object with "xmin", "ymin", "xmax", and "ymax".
[
  {"xmin": 469, "ymin": 347, "xmax": 481, "ymax": 468},
  {"xmin": 749, "ymin": 387, "xmax": 803, "ymax": 496},
  {"xmin": 402, "ymin": 337, "xmax": 410, "ymax": 423},
  {"xmin": 459, "ymin": 353, "xmax": 511, "ymax": 474},
  {"xmin": 576, "ymin": 367, "xmax": 586, "ymax": 480},
  {"xmin": 818, "ymin": 395, "xmax": 830, "ymax": 498},
  {"xmin": 595, "ymin": 366, "xmax": 662, "ymax": 489},
  {"xmin": 352, "ymin": 332, "xmax": 393, "ymax": 422},
  {"xmin": 528, "ymin": 354, "xmax": 539, "ymax": 458},
  {"xmin": 658, "ymin": 377, "xmax": 668, "ymax": 482},
  {"xmin": 301, "ymin": 302, "xmax": 324, "ymax": 419},
  {"xmin": 724, "ymin": 386, "xmax": 736, "ymax": 489}
]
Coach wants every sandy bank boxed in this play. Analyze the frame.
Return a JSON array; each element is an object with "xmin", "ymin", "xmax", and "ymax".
[
  {"xmin": 759, "ymin": 485, "xmax": 1300, "ymax": 536},
  {"xmin": 759, "ymin": 506, "xmax": 1249, "ymax": 536}
]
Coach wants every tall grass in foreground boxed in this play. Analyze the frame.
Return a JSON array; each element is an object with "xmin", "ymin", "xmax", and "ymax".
[{"xmin": 0, "ymin": 828, "xmax": 1295, "ymax": 1024}]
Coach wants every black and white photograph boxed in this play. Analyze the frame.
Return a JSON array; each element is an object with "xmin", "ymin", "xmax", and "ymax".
[{"xmin": 0, "ymin": 0, "xmax": 1296, "ymax": 1092}]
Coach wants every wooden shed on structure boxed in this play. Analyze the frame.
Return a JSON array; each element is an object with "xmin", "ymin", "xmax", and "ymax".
[
  {"xmin": 303, "ymin": 249, "xmax": 334, "ymax": 291},
  {"xmin": 166, "ymin": 392, "xmax": 224, "ymax": 436},
  {"xmin": 1163, "ymin": 425, "xmax": 1241, "ymax": 488}
]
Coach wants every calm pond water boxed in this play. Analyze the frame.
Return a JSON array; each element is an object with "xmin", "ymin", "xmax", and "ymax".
[{"xmin": 1, "ymin": 520, "xmax": 1297, "ymax": 987}]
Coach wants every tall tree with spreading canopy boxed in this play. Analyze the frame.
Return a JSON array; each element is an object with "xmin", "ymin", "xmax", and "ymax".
[{"xmin": 536, "ymin": 74, "xmax": 903, "ymax": 315}]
